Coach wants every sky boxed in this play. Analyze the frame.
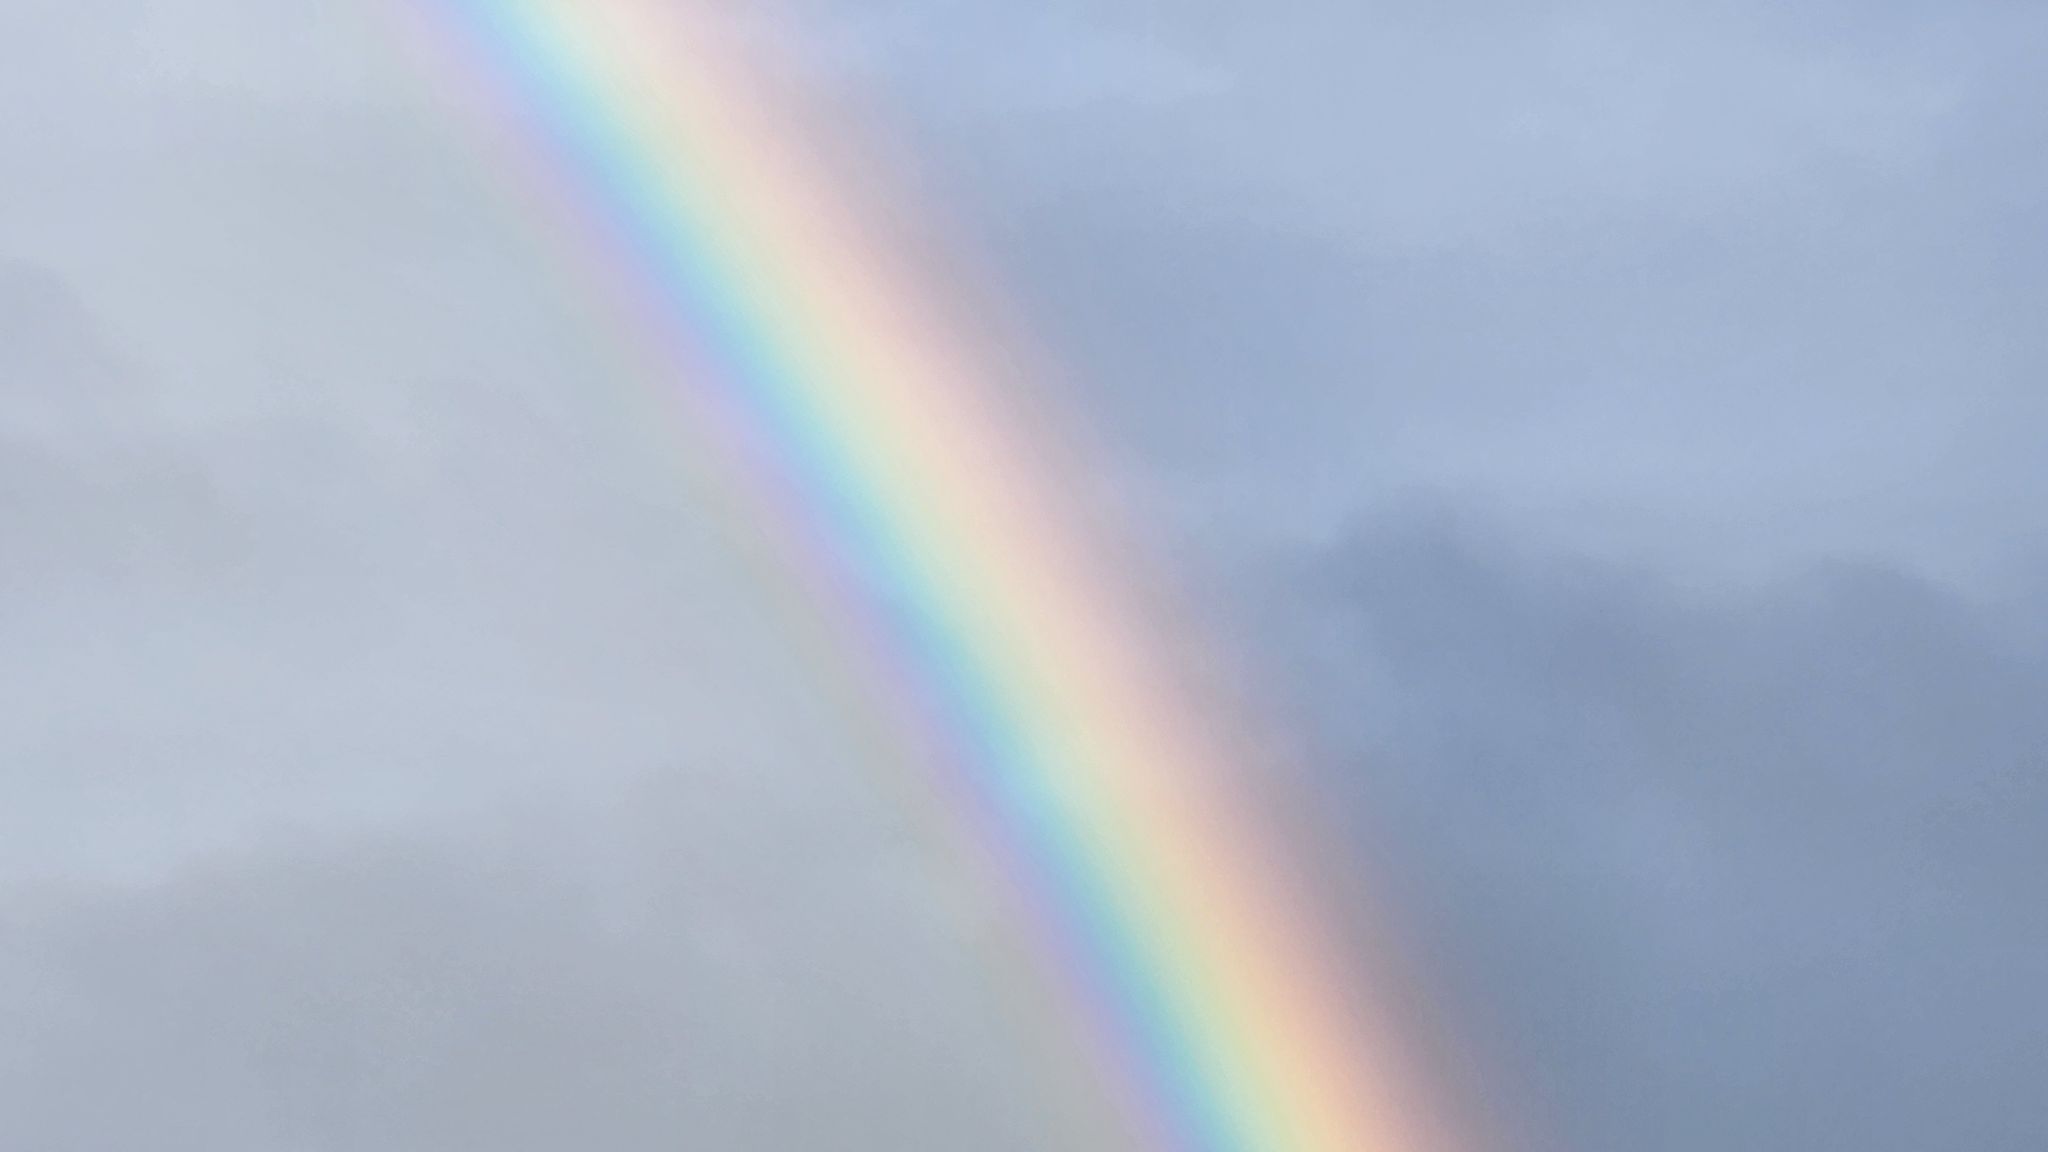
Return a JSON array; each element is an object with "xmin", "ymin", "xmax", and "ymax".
[{"xmin": 2, "ymin": 2, "xmax": 2045, "ymax": 1150}]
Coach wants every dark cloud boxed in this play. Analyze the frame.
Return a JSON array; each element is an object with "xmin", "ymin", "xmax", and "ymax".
[{"xmin": 1249, "ymin": 512, "xmax": 2048, "ymax": 1151}]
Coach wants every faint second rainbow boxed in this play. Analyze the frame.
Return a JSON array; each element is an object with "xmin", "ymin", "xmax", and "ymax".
[{"xmin": 395, "ymin": 2, "xmax": 1447, "ymax": 1149}]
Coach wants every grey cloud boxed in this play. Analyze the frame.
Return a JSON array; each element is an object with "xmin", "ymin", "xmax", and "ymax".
[
  {"xmin": 1, "ymin": 827, "xmax": 1076, "ymax": 1151},
  {"xmin": 1249, "ymin": 512, "xmax": 2048, "ymax": 1151},
  {"xmin": 999, "ymin": 188, "xmax": 2048, "ymax": 578},
  {"xmin": 847, "ymin": 0, "xmax": 2040, "ymax": 238}
]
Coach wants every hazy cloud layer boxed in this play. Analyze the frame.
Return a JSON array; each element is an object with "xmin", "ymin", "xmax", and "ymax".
[
  {"xmin": 3, "ymin": 1, "xmax": 2045, "ymax": 1149},
  {"xmin": 1253, "ymin": 515, "xmax": 2048, "ymax": 1151}
]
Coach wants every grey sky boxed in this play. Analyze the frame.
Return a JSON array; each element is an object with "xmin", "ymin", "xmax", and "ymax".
[{"xmin": 3, "ymin": 1, "xmax": 2045, "ymax": 1150}]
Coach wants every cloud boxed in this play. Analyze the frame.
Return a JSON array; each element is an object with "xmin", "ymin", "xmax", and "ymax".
[
  {"xmin": 1249, "ymin": 510, "xmax": 2048, "ymax": 1150},
  {"xmin": 0, "ymin": 828, "xmax": 1078, "ymax": 1151}
]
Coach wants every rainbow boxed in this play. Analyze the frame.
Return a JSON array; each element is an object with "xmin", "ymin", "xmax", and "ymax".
[{"xmin": 395, "ymin": 3, "xmax": 1447, "ymax": 1149}]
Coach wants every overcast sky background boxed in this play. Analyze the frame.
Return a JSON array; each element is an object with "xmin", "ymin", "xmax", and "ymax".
[{"xmin": 3, "ymin": 2, "xmax": 2045, "ymax": 1150}]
